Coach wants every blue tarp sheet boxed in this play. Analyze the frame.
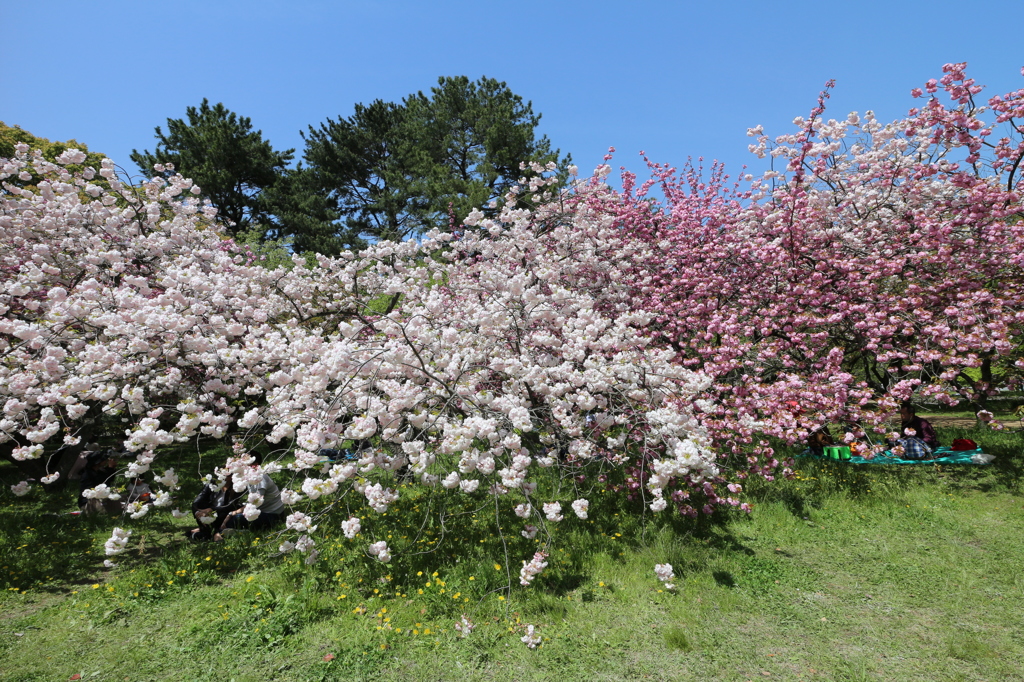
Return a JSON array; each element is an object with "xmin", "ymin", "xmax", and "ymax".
[{"xmin": 800, "ymin": 446, "xmax": 994, "ymax": 465}]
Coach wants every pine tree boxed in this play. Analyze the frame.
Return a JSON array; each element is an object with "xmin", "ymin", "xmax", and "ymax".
[
  {"xmin": 131, "ymin": 100, "xmax": 293, "ymax": 236},
  {"xmin": 292, "ymin": 77, "xmax": 568, "ymax": 252}
]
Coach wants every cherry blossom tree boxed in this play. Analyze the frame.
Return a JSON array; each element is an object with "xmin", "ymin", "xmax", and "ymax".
[
  {"xmin": 1, "ymin": 145, "xmax": 719, "ymax": 575},
  {"xmin": 590, "ymin": 63, "xmax": 1024, "ymax": 473}
]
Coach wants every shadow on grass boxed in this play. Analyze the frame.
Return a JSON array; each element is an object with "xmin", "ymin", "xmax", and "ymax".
[
  {"xmin": 21, "ymin": 427, "xmax": 1013, "ymax": 604},
  {"xmin": 0, "ymin": 469, "xmax": 114, "ymax": 591},
  {"xmin": 542, "ymin": 570, "xmax": 587, "ymax": 595},
  {"xmin": 712, "ymin": 570, "xmax": 736, "ymax": 588}
]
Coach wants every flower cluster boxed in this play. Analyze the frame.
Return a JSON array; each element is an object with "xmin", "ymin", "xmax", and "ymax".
[
  {"xmin": 519, "ymin": 551, "xmax": 549, "ymax": 586},
  {"xmin": 104, "ymin": 527, "xmax": 132, "ymax": 556},
  {"xmin": 341, "ymin": 517, "xmax": 361, "ymax": 539},
  {"xmin": 454, "ymin": 614, "xmax": 475, "ymax": 638},
  {"xmin": 542, "ymin": 503, "xmax": 563, "ymax": 522},
  {"xmin": 654, "ymin": 563, "xmax": 675, "ymax": 590},
  {"xmin": 521, "ymin": 624, "xmax": 542, "ymax": 649},
  {"xmin": 0, "ymin": 140, "xmax": 726, "ymax": 566},
  {"xmin": 367, "ymin": 541, "xmax": 391, "ymax": 563}
]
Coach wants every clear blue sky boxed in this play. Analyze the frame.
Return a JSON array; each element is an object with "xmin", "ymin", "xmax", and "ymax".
[{"xmin": 3, "ymin": 0, "xmax": 1023, "ymax": 184}]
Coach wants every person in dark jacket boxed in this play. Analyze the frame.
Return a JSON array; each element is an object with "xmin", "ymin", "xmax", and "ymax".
[
  {"xmin": 218, "ymin": 453, "xmax": 285, "ymax": 538},
  {"xmin": 187, "ymin": 474, "xmax": 242, "ymax": 541},
  {"xmin": 900, "ymin": 403, "xmax": 939, "ymax": 449},
  {"xmin": 78, "ymin": 450, "xmax": 120, "ymax": 514}
]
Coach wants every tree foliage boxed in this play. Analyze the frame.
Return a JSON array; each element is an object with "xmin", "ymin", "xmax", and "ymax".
[
  {"xmin": 0, "ymin": 122, "xmax": 107, "ymax": 193},
  {"xmin": 131, "ymin": 100, "xmax": 294, "ymax": 236},
  {"xmin": 601, "ymin": 63, "xmax": 1024, "ymax": 459},
  {"xmin": 0, "ymin": 146, "xmax": 719, "ymax": 574},
  {"xmin": 287, "ymin": 76, "xmax": 569, "ymax": 252}
]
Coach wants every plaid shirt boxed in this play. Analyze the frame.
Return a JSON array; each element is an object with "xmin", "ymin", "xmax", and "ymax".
[
  {"xmin": 899, "ymin": 437, "xmax": 934, "ymax": 460},
  {"xmin": 902, "ymin": 416, "xmax": 939, "ymax": 448}
]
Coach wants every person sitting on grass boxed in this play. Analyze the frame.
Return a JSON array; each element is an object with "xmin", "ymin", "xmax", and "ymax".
[
  {"xmin": 807, "ymin": 425, "xmax": 835, "ymax": 457},
  {"xmin": 216, "ymin": 453, "xmax": 285, "ymax": 540},
  {"xmin": 901, "ymin": 402, "xmax": 939, "ymax": 447},
  {"xmin": 126, "ymin": 475, "xmax": 153, "ymax": 504},
  {"xmin": 78, "ymin": 449, "xmax": 121, "ymax": 515},
  {"xmin": 187, "ymin": 473, "xmax": 242, "ymax": 541},
  {"xmin": 895, "ymin": 402, "xmax": 939, "ymax": 459},
  {"xmin": 67, "ymin": 442, "xmax": 101, "ymax": 481},
  {"xmin": 784, "ymin": 400, "xmax": 834, "ymax": 457}
]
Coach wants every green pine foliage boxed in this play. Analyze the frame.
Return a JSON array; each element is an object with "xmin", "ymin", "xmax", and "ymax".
[
  {"xmin": 289, "ymin": 76, "xmax": 571, "ymax": 254},
  {"xmin": 127, "ymin": 78, "xmax": 569, "ymax": 256},
  {"xmin": 131, "ymin": 100, "xmax": 294, "ymax": 237}
]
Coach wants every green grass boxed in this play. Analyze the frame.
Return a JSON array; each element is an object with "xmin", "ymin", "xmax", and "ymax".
[{"xmin": 1, "ymin": 425, "xmax": 1022, "ymax": 681}]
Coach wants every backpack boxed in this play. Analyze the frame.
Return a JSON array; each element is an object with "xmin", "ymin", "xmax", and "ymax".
[{"xmin": 951, "ymin": 438, "xmax": 978, "ymax": 451}]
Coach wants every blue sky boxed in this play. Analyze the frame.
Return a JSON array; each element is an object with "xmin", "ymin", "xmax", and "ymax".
[{"xmin": 3, "ymin": 0, "xmax": 1023, "ymax": 185}]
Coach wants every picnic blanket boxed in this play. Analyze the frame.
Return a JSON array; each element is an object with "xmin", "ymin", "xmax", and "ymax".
[{"xmin": 800, "ymin": 446, "xmax": 995, "ymax": 465}]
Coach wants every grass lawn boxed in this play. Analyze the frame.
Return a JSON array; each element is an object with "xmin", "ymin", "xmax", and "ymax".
[{"xmin": 1, "ymin": 423, "xmax": 1022, "ymax": 681}]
